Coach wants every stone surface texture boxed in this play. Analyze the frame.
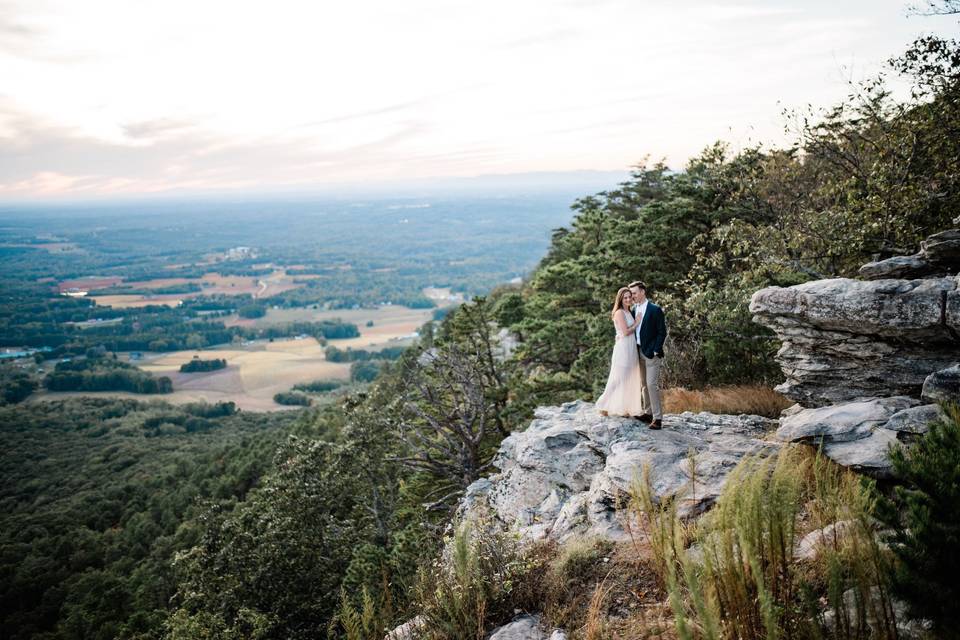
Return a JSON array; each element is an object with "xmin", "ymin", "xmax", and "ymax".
[
  {"xmin": 751, "ymin": 226, "xmax": 959, "ymax": 476},
  {"xmin": 750, "ymin": 276, "xmax": 960, "ymax": 407},
  {"xmin": 485, "ymin": 615, "xmax": 566, "ymax": 640},
  {"xmin": 460, "ymin": 401, "xmax": 778, "ymax": 542}
]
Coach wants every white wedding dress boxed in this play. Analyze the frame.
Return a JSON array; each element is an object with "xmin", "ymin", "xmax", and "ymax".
[{"xmin": 595, "ymin": 309, "xmax": 646, "ymax": 416}]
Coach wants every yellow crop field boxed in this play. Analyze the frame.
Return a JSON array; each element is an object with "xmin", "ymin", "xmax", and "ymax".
[{"xmin": 224, "ymin": 304, "xmax": 433, "ymax": 349}]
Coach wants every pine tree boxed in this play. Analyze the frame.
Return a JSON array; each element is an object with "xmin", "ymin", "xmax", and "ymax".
[{"xmin": 879, "ymin": 405, "xmax": 960, "ymax": 638}]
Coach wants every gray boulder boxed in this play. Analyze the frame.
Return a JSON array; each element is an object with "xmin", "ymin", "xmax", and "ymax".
[
  {"xmin": 921, "ymin": 363, "xmax": 960, "ymax": 404},
  {"xmin": 486, "ymin": 615, "xmax": 565, "ymax": 640},
  {"xmin": 384, "ymin": 616, "xmax": 425, "ymax": 640},
  {"xmin": 795, "ymin": 520, "xmax": 856, "ymax": 561},
  {"xmin": 859, "ymin": 228, "xmax": 960, "ymax": 280},
  {"xmin": 774, "ymin": 397, "xmax": 943, "ymax": 477},
  {"xmin": 920, "ymin": 228, "xmax": 960, "ymax": 267},
  {"xmin": 859, "ymin": 254, "xmax": 934, "ymax": 280},
  {"xmin": 821, "ymin": 587, "xmax": 933, "ymax": 640},
  {"xmin": 750, "ymin": 276, "xmax": 960, "ymax": 406},
  {"xmin": 462, "ymin": 401, "xmax": 778, "ymax": 542},
  {"xmin": 883, "ymin": 404, "xmax": 945, "ymax": 434},
  {"xmin": 777, "ymin": 397, "xmax": 915, "ymax": 443}
]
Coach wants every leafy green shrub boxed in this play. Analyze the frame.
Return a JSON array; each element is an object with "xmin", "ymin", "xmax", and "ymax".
[{"xmin": 879, "ymin": 404, "xmax": 960, "ymax": 639}]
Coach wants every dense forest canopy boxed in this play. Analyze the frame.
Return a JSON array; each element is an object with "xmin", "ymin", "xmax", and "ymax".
[{"xmin": 0, "ymin": 398, "xmax": 306, "ymax": 639}]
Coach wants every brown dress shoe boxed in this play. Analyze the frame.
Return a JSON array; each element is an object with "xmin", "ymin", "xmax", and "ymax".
[
  {"xmin": 649, "ymin": 419, "xmax": 663, "ymax": 430},
  {"xmin": 636, "ymin": 413, "xmax": 653, "ymax": 424}
]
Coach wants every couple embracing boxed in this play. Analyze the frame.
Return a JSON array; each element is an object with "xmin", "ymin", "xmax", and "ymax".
[{"xmin": 596, "ymin": 281, "xmax": 668, "ymax": 429}]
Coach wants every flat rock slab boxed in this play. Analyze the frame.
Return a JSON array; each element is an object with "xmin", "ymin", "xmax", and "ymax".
[
  {"xmin": 774, "ymin": 397, "xmax": 943, "ymax": 478},
  {"xmin": 462, "ymin": 401, "xmax": 778, "ymax": 542},
  {"xmin": 859, "ymin": 254, "xmax": 934, "ymax": 280}
]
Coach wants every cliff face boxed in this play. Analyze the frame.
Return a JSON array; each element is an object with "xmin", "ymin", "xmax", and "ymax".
[
  {"xmin": 462, "ymin": 226, "xmax": 960, "ymax": 547},
  {"xmin": 750, "ymin": 225, "xmax": 960, "ymax": 476},
  {"xmin": 462, "ymin": 401, "xmax": 777, "ymax": 542}
]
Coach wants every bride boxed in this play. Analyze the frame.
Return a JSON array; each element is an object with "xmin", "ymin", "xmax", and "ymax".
[{"xmin": 596, "ymin": 286, "xmax": 646, "ymax": 417}]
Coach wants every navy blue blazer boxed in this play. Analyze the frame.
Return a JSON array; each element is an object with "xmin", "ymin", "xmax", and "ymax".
[{"xmin": 633, "ymin": 301, "xmax": 667, "ymax": 358}]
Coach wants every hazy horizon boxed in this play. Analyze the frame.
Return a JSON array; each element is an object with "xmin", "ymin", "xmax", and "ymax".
[{"xmin": 0, "ymin": 168, "xmax": 632, "ymax": 207}]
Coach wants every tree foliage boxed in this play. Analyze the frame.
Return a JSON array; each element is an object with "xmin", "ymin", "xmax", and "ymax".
[{"xmin": 878, "ymin": 406, "xmax": 960, "ymax": 638}]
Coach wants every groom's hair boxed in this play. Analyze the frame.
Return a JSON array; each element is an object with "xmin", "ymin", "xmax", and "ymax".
[{"xmin": 628, "ymin": 281, "xmax": 647, "ymax": 292}]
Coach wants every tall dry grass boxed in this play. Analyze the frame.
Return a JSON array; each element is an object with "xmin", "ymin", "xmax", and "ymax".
[
  {"xmin": 627, "ymin": 446, "xmax": 897, "ymax": 640},
  {"xmin": 663, "ymin": 386, "xmax": 792, "ymax": 418}
]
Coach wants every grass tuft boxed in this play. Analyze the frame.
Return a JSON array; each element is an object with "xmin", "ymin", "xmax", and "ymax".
[
  {"xmin": 664, "ymin": 386, "xmax": 792, "ymax": 418},
  {"xmin": 627, "ymin": 445, "xmax": 896, "ymax": 640}
]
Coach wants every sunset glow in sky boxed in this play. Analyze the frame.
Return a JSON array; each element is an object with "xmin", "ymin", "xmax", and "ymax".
[{"xmin": 1, "ymin": 0, "xmax": 957, "ymax": 199}]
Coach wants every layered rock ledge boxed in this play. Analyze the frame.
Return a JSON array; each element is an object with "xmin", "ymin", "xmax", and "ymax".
[
  {"xmin": 461, "ymin": 401, "xmax": 778, "ymax": 542},
  {"xmin": 750, "ymin": 275, "xmax": 960, "ymax": 407},
  {"xmin": 749, "ymin": 225, "xmax": 959, "ymax": 475}
]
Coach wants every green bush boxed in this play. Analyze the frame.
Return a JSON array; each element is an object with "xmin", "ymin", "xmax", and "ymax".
[{"xmin": 879, "ymin": 405, "xmax": 960, "ymax": 639}]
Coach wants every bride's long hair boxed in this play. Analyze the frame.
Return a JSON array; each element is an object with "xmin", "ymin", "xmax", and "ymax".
[{"xmin": 610, "ymin": 286, "xmax": 630, "ymax": 317}]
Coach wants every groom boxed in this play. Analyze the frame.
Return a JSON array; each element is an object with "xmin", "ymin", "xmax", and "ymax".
[{"xmin": 629, "ymin": 281, "xmax": 667, "ymax": 429}]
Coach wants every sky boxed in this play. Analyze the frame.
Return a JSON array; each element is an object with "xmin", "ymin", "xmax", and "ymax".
[{"xmin": 0, "ymin": 0, "xmax": 957, "ymax": 200}]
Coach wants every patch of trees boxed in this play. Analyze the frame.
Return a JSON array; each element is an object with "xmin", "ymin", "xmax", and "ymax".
[
  {"xmin": 0, "ymin": 289, "xmax": 360, "ymax": 358},
  {"xmin": 180, "ymin": 357, "xmax": 227, "ymax": 373},
  {"xmin": 273, "ymin": 391, "xmax": 312, "ymax": 406},
  {"xmin": 349, "ymin": 361, "xmax": 381, "ymax": 383},
  {"xmin": 44, "ymin": 358, "xmax": 173, "ymax": 394},
  {"xmin": 0, "ymin": 397, "xmax": 302, "ymax": 640},
  {"xmin": 90, "ymin": 282, "xmax": 203, "ymax": 295},
  {"xmin": 324, "ymin": 345, "xmax": 406, "ymax": 362},
  {"xmin": 237, "ymin": 320, "xmax": 360, "ymax": 342},
  {"xmin": 238, "ymin": 303, "xmax": 267, "ymax": 318},
  {"xmin": 292, "ymin": 379, "xmax": 343, "ymax": 392},
  {"xmin": 0, "ymin": 370, "xmax": 37, "ymax": 405}
]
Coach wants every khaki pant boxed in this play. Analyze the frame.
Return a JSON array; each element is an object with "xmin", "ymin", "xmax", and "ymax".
[{"xmin": 637, "ymin": 349, "xmax": 663, "ymax": 420}]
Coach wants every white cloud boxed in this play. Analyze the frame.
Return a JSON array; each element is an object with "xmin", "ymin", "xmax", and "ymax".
[{"xmin": 0, "ymin": 0, "xmax": 957, "ymax": 198}]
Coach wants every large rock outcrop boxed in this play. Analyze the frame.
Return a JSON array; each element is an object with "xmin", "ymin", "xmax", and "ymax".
[
  {"xmin": 750, "ymin": 226, "xmax": 959, "ymax": 474},
  {"xmin": 461, "ymin": 401, "xmax": 778, "ymax": 542},
  {"xmin": 859, "ymin": 229, "xmax": 960, "ymax": 280},
  {"xmin": 750, "ymin": 276, "xmax": 959, "ymax": 407}
]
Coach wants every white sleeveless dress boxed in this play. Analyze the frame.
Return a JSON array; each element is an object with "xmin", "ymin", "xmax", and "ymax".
[{"xmin": 595, "ymin": 309, "xmax": 646, "ymax": 416}]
